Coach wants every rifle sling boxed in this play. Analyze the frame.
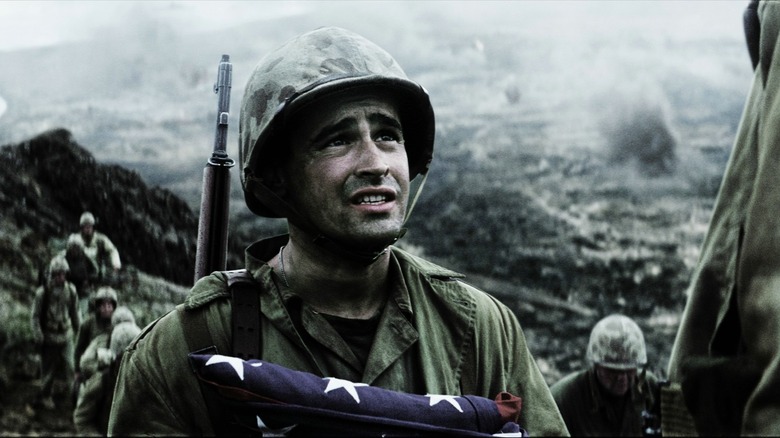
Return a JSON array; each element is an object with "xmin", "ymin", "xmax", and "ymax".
[
  {"xmin": 227, "ymin": 269, "xmax": 261, "ymax": 360},
  {"xmin": 181, "ymin": 269, "xmax": 262, "ymax": 435}
]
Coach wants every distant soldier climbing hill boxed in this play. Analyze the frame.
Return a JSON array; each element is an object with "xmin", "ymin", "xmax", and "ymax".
[
  {"xmin": 67, "ymin": 211, "xmax": 122, "ymax": 292},
  {"xmin": 61, "ymin": 234, "xmax": 96, "ymax": 317},
  {"xmin": 30, "ymin": 255, "xmax": 80, "ymax": 411},
  {"xmin": 72, "ymin": 286, "xmax": 119, "ymax": 403}
]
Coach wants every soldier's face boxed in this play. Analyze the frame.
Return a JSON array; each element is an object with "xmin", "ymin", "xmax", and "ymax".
[
  {"xmin": 97, "ymin": 300, "xmax": 115, "ymax": 319},
  {"xmin": 81, "ymin": 224, "xmax": 94, "ymax": 238},
  {"xmin": 50, "ymin": 270, "xmax": 66, "ymax": 286},
  {"xmin": 283, "ymin": 94, "xmax": 409, "ymax": 249},
  {"xmin": 595, "ymin": 364, "xmax": 636, "ymax": 397}
]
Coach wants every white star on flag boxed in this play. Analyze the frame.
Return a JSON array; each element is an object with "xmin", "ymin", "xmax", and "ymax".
[
  {"xmin": 426, "ymin": 394, "xmax": 464, "ymax": 413},
  {"xmin": 323, "ymin": 377, "xmax": 369, "ymax": 403},
  {"xmin": 205, "ymin": 354, "xmax": 251, "ymax": 381}
]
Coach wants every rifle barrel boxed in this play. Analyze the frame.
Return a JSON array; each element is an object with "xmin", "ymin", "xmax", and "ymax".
[{"xmin": 194, "ymin": 54, "xmax": 234, "ymax": 283}]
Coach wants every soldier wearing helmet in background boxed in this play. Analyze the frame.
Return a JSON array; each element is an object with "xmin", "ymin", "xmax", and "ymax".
[
  {"xmin": 68, "ymin": 211, "xmax": 122, "ymax": 290},
  {"xmin": 60, "ymin": 233, "xmax": 97, "ymax": 317},
  {"xmin": 550, "ymin": 314, "xmax": 658, "ymax": 436},
  {"xmin": 30, "ymin": 255, "xmax": 80, "ymax": 410},
  {"xmin": 109, "ymin": 27, "xmax": 567, "ymax": 436},
  {"xmin": 73, "ymin": 286, "xmax": 118, "ymax": 397},
  {"xmin": 76, "ymin": 305, "xmax": 135, "ymax": 382},
  {"xmin": 74, "ymin": 306, "xmax": 140, "ymax": 436}
]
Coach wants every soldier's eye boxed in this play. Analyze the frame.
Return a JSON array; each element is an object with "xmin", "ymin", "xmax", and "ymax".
[{"xmin": 325, "ymin": 139, "xmax": 347, "ymax": 148}]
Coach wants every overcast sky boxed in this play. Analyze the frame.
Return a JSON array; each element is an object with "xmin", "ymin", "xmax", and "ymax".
[{"xmin": 0, "ymin": 1, "xmax": 749, "ymax": 52}]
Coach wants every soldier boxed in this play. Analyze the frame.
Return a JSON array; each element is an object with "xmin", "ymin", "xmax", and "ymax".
[
  {"xmin": 74, "ymin": 308, "xmax": 141, "ymax": 436},
  {"xmin": 76, "ymin": 306, "xmax": 135, "ymax": 382},
  {"xmin": 108, "ymin": 26, "xmax": 567, "ymax": 436},
  {"xmin": 61, "ymin": 233, "xmax": 97, "ymax": 317},
  {"xmin": 30, "ymin": 255, "xmax": 80, "ymax": 410},
  {"xmin": 665, "ymin": 1, "xmax": 780, "ymax": 435},
  {"xmin": 73, "ymin": 286, "xmax": 118, "ymax": 395},
  {"xmin": 68, "ymin": 211, "xmax": 122, "ymax": 288},
  {"xmin": 550, "ymin": 314, "xmax": 658, "ymax": 436}
]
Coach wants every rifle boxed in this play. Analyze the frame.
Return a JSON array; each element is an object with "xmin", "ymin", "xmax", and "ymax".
[
  {"xmin": 642, "ymin": 378, "xmax": 667, "ymax": 437},
  {"xmin": 194, "ymin": 54, "xmax": 234, "ymax": 284}
]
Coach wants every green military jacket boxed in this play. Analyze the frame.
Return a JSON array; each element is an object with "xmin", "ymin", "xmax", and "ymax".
[
  {"xmin": 74, "ymin": 315, "xmax": 112, "ymax": 374},
  {"xmin": 75, "ymin": 352, "xmax": 122, "ymax": 436},
  {"xmin": 551, "ymin": 368, "xmax": 657, "ymax": 437},
  {"xmin": 69, "ymin": 230, "xmax": 122, "ymax": 278},
  {"xmin": 78, "ymin": 332, "xmax": 111, "ymax": 380},
  {"xmin": 109, "ymin": 236, "xmax": 567, "ymax": 436},
  {"xmin": 667, "ymin": 1, "xmax": 780, "ymax": 435},
  {"xmin": 31, "ymin": 281, "xmax": 80, "ymax": 345}
]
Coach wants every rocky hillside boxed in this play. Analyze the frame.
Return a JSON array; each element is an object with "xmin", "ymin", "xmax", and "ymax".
[
  {"xmin": 0, "ymin": 129, "xmax": 197, "ymax": 434},
  {"xmin": 0, "ymin": 127, "xmax": 199, "ymax": 285}
]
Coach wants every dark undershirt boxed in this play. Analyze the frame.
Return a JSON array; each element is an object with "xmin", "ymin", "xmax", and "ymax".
[{"xmin": 321, "ymin": 310, "xmax": 382, "ymax": 368}]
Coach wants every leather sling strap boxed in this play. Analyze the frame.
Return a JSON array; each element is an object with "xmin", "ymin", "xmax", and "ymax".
[
  {"xmin": 181, "ymin": 269, "xmax": 262, "ymax": 435},
  {"xmin": 227, "ymin": 269, "xmax": 261, "ymax": 360},
  {"xmin": 180, "ymin": 269, "xmax": 261, "ymax": 356},
  {"xmin": 180, "ymin": 303, "xmax": 224, "ymax": 435}
]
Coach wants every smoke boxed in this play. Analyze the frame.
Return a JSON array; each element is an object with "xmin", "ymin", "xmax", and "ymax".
[{"xmin": 597, "ymin": 86, "xmax": 678, "ymax": 177}]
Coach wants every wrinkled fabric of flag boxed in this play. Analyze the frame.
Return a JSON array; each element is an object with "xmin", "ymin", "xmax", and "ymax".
[{"xmin": 189, "ymin": 353, "xmax": 527, "ymax": 436}]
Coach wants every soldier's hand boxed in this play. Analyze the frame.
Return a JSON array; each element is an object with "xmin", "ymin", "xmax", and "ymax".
[{"xmin": 97, "ymin": 347, "xmax": 115, "ymax": 367}]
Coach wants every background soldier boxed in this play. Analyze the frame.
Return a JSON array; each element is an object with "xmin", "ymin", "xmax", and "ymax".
[
  {"xmin": 666, "ymin": 1, "xmax": 780, "ymax": 435},
  {"xmin": 69, "ymin": 211, "xmax": 122, "ymax": 288},
  {"xmin": 60, "ymin": 234, "xmax": 97, "ymax": 317},
  {"xmin": 30, "ymin": 255, "xmax": 80, "ymax": 410},
  {"xmin": 73, "ymin": 286, "xmax": 118, "ymax": 400},
  {"xmin": 76, "ymin": 306, "xmax": 136, "ymax": 381},
  {"xmin": 73, "ymin": 307, "xmax": 140, "ymax": 436},
  {"xmin": 550, "ymin": 314, "xmax": 658, "ymax": 436}
]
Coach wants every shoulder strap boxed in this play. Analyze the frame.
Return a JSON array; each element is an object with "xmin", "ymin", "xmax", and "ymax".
[
  {"xmin": 40, "ymin": 284, "xmax": 51, "ymax": 328},
  {"xmin": 180, "ymin": 269, "xmax": 261, "ymax": 436},
  {"xmin": 226, "ymin": 269, "xmax": 262, "ymax": 360},
  {"xmin": 179, "ymin": 269, "xmax": 262, "ymax": 357}
]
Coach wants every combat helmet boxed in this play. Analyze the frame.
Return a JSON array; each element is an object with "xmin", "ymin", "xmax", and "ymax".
[
  {"xmin": 93, "ymin": 286, "xmax": 119, "ymax": 308},
  {"xmin": 80, "ymin": 211, "xmax": 95, "ymax": 226},
  {"xmin": 239, "ymin": 26, "xmax": 435, "ymax": 222},
  {"xmin": 48, "ymin": 255, "xmax": 70, "ymax": 275},
  {"xmin": 111, "ymin": 305, "xmax": 135, "ymax": 326},
  {"xmin": 586, "ymin": 314, "xmax": 647, "ymax": 370},
  {"xmin": 110, "ymin": 322, "xmax": 141, "ymax": 357},
  {"xmin": 66, "ymin": 233, "xmax": 84, "ymax": 249}
]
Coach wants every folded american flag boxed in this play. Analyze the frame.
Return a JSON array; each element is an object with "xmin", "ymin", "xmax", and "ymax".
[{"xmin": 189, "ymin": 353, "xmax": 527, "ymax": 436}]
